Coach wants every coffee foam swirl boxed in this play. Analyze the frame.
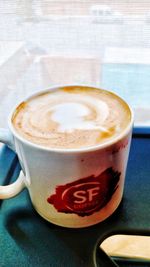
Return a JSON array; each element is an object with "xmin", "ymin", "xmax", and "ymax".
[
  {"xmin": 19, "ymin": 94, "xmax": 110, "ymax": 137},
  {"xmin": 12, "ymin": 87, "xmax": 131, "ymax": 149},
  {"xmin": 50, "ymin": 96, "xmax": 109, "ymax": 132}
]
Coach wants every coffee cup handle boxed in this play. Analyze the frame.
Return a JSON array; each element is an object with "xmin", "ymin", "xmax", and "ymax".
[{"xmin": 0, "ymin": 128, "xmax": 25, "ymax": 199}]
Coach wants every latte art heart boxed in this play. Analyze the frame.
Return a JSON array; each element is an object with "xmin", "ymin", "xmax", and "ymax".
[{"xmin": 12, "ymin": 86, "xmax": 131, "ymax": 149}]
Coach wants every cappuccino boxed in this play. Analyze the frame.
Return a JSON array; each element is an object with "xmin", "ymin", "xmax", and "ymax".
[{"xmin": 12, "ymin": 86, "xmax": 131, "ymax": 149}]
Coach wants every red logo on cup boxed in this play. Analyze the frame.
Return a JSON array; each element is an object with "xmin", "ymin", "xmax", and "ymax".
[{"xmin": 47, "ymin": 168, "xmax": 120, "ymax": 216}]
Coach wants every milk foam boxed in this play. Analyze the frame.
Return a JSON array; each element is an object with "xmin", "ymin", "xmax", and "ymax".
[
  {"xmin": 51, "ymin": 96, "xmax": 109, "ymax": 133},
  {"xmin": 12, "ymin": 86, "xmax": 131, "ymax": 149}
]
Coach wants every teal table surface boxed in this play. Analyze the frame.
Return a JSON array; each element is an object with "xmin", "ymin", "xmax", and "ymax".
[{"xmin": 0, "ymin": 128, "xmax": 150, "ymax": 267}]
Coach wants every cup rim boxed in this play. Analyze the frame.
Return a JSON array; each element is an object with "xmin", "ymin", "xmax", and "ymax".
[{"xmin": 8, "ymin": 85, "xmax": 134, "ymax": 154}]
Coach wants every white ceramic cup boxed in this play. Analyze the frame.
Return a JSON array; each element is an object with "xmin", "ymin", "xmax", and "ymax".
[{"xmin": 0, "ymin": 87, "xmax": 133, "ymax": 228}]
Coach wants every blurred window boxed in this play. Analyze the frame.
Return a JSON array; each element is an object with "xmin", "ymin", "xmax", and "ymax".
[{"xmin": 0, "ymin": 1, "xmax": 149, "ymax": 127}]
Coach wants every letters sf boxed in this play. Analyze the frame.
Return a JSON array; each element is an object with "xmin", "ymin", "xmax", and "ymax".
[{"xmin": 47, "ymin": 168, "xmax": 121, "ymax": 217}]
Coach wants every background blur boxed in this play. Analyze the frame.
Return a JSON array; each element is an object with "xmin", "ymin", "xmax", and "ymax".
[{"xmin": 0, "ymin": 0, "xmax": 150, "ymax": 128}]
